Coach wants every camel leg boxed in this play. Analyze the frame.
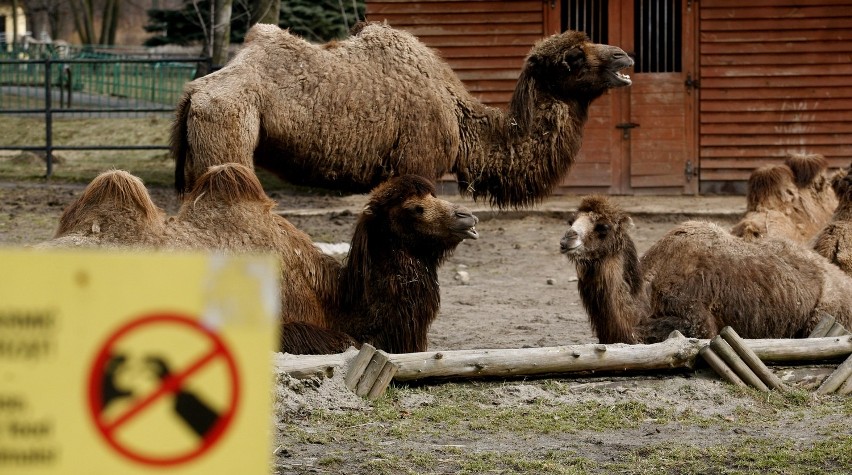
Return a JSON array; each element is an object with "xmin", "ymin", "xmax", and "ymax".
[{"xmin": 185, "ymin": 93, "xmax": 261, "ymax": 191}]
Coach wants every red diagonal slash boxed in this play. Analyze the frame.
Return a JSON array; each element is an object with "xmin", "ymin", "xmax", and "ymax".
[{"xmin": 101, "ymin": 340, "xmax": 226, "ymax": 434}]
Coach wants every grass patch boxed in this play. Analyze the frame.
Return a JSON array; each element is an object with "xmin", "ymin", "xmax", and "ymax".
[{"xmin": 0, "ymin": 115, "xmax": 339, "ymax": 194}]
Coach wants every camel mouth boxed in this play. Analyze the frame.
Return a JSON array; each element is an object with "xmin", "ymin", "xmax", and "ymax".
[
  {"xmin": 559, "ymin": 239, "xmax": 581, "ymax": 254},
  {"xmin": 609, "ymin": 56, "xmax": 634, "ymax": 87},
  {"xmin": 460, "ymin": 226, "xmax": 479, "ymax": 240}
]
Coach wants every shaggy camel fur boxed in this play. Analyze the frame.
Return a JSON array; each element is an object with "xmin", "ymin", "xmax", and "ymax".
[
  {"xmin": 172, "ymin": 22, "xmax": 633, "ymax": 208},
  {"xmin": 42, "ymin": 166, "xmax": 479, "ymax": 354},
  {"xmin": 731, "ymin": 153, "xmax": 837, "ymax": 243},
  {"xmin": 813, "ymin": 165, "xmax": 852, "ymax": 276},
  {"xmin": 560, "ymin": 196, "xmax": 852, "ymax": 344}
]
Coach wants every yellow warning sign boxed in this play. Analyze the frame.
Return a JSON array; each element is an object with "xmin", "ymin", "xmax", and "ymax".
[{"xmin": 0, "ymin": 248, "xmax": 279, "ymax": 474}]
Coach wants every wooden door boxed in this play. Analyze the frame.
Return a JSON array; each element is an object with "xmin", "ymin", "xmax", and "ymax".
[{"xmin": 560, "ymin": 0, "xmax": 698, "ymax": 194}]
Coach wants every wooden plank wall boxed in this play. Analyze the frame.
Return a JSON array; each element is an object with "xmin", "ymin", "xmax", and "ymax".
[
  {"xmin": 365, "ymin": 0, "xmax": 544, "ymax": 107},
  {"xmin": 699, "ymin": 0, "xmax": 852, "ymax": 182}
]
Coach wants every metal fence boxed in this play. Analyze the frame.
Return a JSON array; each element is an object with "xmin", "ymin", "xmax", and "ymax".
[{"xmin": 0, "ymin": 52, "xmax": 210, "ymax": 177}]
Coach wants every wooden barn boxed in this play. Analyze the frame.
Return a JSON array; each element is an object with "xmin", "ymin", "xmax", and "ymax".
[{"xmin": 365, "ymin": 0, "xmax": 852, "ymax": 195}]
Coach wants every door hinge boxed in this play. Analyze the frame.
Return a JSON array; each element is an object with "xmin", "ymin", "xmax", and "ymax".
[
  {"xmin": 685, "ymin": 160, "xmax": 699, "ymax": 182},
  {"xmin": 616, "ymin": 122, "xmax": 639, "ymax": 139},
  {"xmin": 685, "ymin": 74, "xmax": 700, "ymax": 90}
]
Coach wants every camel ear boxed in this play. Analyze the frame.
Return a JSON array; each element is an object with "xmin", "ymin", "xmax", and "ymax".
[
  {"xmin": 362, "ymin": 205, "xmax": 373, "ymax": 215},
  {"xmin": 564, "ymin": 45, "xmax": 585, "ymax": 70},
  {"xmin": 620, "ymin": 216, "xmax": 634, "ymax": 231}
]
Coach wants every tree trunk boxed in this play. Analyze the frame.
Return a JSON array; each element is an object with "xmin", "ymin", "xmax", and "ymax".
[
  {"xmin": 98, "ymin": 0, "xmax": 120, "ymax": 45},
  {"xmin": 211, "ymin": 0, "xmax": 233, "ymax": 68},
  {"xmin": 250, "ymin": 0, "xmax": 280, "ymax": 26},
  {"xmin": 70, "ymin": 0, "xmax": 96, "ymax": 45},
  {"xmin": 11, "ymin": 0, "xmax": 18, "ymax": 44}
]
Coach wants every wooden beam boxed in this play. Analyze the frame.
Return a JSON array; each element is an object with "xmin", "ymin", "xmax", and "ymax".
[{"xmin": 274, "ymin": 336, "xmax": 852, "ymax": 382}]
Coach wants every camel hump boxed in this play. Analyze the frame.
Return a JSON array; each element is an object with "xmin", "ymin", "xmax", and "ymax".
[
  {"xmin": 746, "ymin": 165, "xmax": 796, "ymax": 210},
  {"xmin": 244, "ymin": 22, "xmax": 283, "ymax": 44},
  {"xmin": 187, "ymin": 164, "xmax": 274, "ymax": 207},
  {"xmin": 56, "ymin": 170, "xmax": 159, "ymax": 236},
  {"xmin": 785, "ymin": 152, "xmax": 828, "ymax": 188}
]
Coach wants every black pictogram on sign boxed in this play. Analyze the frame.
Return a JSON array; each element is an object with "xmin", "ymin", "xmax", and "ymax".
[{"xmin": 87, "ymin": 313, "xmax": 240, "ymax": 466}]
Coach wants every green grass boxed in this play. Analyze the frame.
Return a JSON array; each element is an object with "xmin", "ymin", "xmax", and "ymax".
[
  {"xmin": 274, "ymin": 379, "xmax": 852, "ymax": 475},
  {"xmin": 0, "ymin": 115, "xmax": 315, "ymax": 192}
]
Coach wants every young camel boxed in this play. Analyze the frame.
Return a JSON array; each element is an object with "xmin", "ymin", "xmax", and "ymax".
[
  {"xmin": 731, "ymin": 153, "xmax": 837, "ymax": 243},
  {"xmin": 41, "ymin": 165, "xmax": 479, "ymax": 354},
  {"xmin": 560, "ymin": 195, "xmax": 852, "ymax": 344},
  {"xmin": 813, "ymin": 165, "xmax": 852, "ymax": 276}
]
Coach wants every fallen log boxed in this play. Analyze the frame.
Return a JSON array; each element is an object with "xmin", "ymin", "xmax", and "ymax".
[{"xmin": 274, "ymin": 335, "xmax": 852, "ymax": 383}]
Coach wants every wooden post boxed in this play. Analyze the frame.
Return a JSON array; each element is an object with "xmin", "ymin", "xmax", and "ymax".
[
  {"xmin": 816, "ymin": 352, "xmax": 852, "ymax": 395},
  {"xmin": 699, "ymin": 345, "xmax": 747, "ymax": 388},
  {"xmin": 837, "ymin": 372, "xmax": 852, "ymax": 395},
  {"xmin": 344, "ymin": 344, "xmax": 376, "ymax": 390},
  {"xmin": 808, "ymin": 313, "xmax": 836, "ymax": 338},
  {"xmin": 710, "ymin": 336, "xmax": 769, "ymax": 391},
  {"xmin": 720, "ymin": 327, "xmax": 784, "ymax": 390},
  {"xmin": 825, "ymin": 322, "xmax": 850, "ymax": 338},
  {"xmin": 355, "ymin": 351, "xmax": 390, "ymax": 397},
  {"xmin": 367, "ymin": 359, "xmax": 399, "ymax": 400}
]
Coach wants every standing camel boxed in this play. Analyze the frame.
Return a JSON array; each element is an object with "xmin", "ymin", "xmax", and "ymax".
[
  {"xmin": 560, "ymin": 195, "xmax": 852, "ymax": 344},
  {"xmin": 172, "ymin": 22, "xmax": 633, "ymax": 208}
]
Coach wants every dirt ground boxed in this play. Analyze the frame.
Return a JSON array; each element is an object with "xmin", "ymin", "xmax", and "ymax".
[{"xmin": 2, "ymin": 180, "xmax": 851, "ymax": 474}]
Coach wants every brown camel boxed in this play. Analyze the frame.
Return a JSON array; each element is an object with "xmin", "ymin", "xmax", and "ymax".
[
  {"xmin": 560, "ymin": 195, "xmax": 852, "ymax": 344},
  {"xmin": 41, "ymin": 165, "xmax": 479, "ymax": 354},
  {"xmin": 731, "ymin": 153, "xmax": 837, "ymax": 243},
  {"xmin": 172, "ymin": 22, "xmax": 633, "ymax": 208},
  {"xmin": 813, "ymin": 165, "xmax": 852, "ymax": 276}
]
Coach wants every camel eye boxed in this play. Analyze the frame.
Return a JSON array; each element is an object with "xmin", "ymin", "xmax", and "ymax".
[
  {"xmin": 413, "ymin": 205, "xmax": 425, "ymax": 215},
  {"xmin": 594, "ymin": 223, "xmax": 610, "ymax": 234},
  {"xmin": 566, "ymin": 213, "xmax": 577, "ymax": 225}
]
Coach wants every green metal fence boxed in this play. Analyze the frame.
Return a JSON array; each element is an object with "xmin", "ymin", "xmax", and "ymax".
[
  {"xmin": 0, "ymin": 44, "xmax": 204, "ymax": 113},
  {"xmin": 0, "ymin": 46, "xmax": 210, "ymax": 177}
]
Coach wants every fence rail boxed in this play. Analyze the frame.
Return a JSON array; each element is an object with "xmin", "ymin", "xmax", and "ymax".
[{"xmin": 0, "ymin": 55, "xmax": 210, "ymax": 177}]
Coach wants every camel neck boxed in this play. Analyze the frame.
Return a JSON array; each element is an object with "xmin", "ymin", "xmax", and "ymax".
[
  {"xmin": 575, "ymin": 247, "xmax": 645, "ymax": 345},
  {"xmin": 455, "ymin": 94, "xmax": 590, "ymax": 209}
]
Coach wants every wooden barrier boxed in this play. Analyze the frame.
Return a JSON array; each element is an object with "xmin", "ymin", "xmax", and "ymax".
[{"xmin": 275, "ymin": 333, "xmax": 852, "ymax": 398}]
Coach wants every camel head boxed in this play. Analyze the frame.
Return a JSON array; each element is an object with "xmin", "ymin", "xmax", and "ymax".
[
  {"xmin": 560, "ymin": 195, "xmax": 634, "ymax": 263},
  {"xmin": 524, "ymin": 30, "xmax": 633, "ymax": 101},
  {"xmin": 832, "ymin": 164, "xmax": 852, "ymax": 204},
  {"xmin": 357, "ymin": 175, "xmax": 479, "ymax": 257}
]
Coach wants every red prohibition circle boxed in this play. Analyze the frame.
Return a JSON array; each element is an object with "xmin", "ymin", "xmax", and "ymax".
[{"xmin": 87, "ymin": 313, "xmax": 240, "ymax": 466}]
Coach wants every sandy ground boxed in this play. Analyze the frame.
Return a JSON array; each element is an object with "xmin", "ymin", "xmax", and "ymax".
[{"xmin": 2, "ymin": 181, "xmax": 850, "ymax": 474}]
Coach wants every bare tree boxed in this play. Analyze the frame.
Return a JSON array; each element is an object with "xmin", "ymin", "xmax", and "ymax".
[
  {"xmin": 211, "ymin": 0, "xmax": 233, "ymax": 67},
  {"xmin": 250, "ymin": 0, "xmax": 279, "ymax": 26},
  {"xmin": 68, "ymin": 0, "xmax": 120, "ymax": 45}
]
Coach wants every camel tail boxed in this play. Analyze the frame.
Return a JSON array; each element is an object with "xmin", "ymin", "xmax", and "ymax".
[{"xmin": 171, "ymin": 91, "xmax": 192, "ymax": 195}]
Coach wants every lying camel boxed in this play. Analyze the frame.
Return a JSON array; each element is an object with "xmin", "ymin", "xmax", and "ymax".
[
  {"xmin": 813, "ymin": 165, "xmax": 852, "ymax": 276},
  {"xmin": 731, "ymin": 153, "xmax": 837, "ymax": 243},
  {"xmin": 41, "ymin": 165, "xmax": 479, "ymax": 354},
  {"xmin": 561, "ymin": 195, "xmax": 852, "ymax": 344}
]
